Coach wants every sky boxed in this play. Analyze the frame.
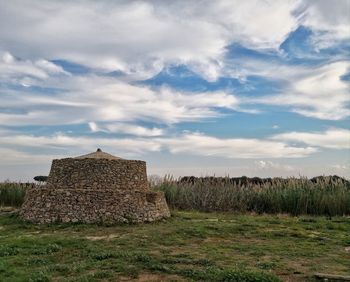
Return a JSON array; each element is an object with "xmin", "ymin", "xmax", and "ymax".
[{"xmin": 0, "ymin": 0, "xmax": 349, "ymax": 181}]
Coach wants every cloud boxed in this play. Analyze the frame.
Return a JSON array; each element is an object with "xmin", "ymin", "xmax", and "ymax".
[
  {"xmin": 0, "ymin": 51, "xmax": 69, "ymax": 86},
  {"xmin": 272, "ymin": 128, "xmax": 350, "ymax": 149},
  {"xmin": 0, "ymin": 129, "xmax": 317, "ymax": 161},
  {"xmin": 0, "ymin": 133, "xmax": 162, "ymax": 157},
  {"xmin": 279, "ymin": 61, "xmax": 350, "ymax": 120},
  {"xmin": 4, "ymin": 128, "xmax": 347, "ymax": 163},
  {"xmin": 254, "ymin": 160, "xmax": 294, "ymax": 171},
  {"xmin": 301, "ymin": 0, "xmax": 350, "ymax": 49},
  {"xmin": 0, "ymin": 148, "xmax": 62, "ymax": 165},
  {"xmin": 0, "ymin": 0, "xmax": 303, "ymax": 81},
  {"xmin": 160, "ymin": 132, "xmax": 316, "ymax": 158},
  {"xmin": 0, "ymin": 72, "xmax": 240, "ymax": 126},
  {"xmin": 0, "ymin": 0, "xmax": 349, "ymax": 180},
  {"xmin": 88, "ymin": 122, "xmax": 164, "ymax": 137},
  {"xmin": 239, "ymin": 60, "xmax": 350, "ymax": 120},
  {"xmin": 331, "ymin": 164, "xmax": 349, "ymax": 170},
  {"xmin": 88, "ymin": 122, "xmax": 99, "ymax": 133},
  {"xmin": 0, "ymin": 1, "xmax": 347, "ymax": 81}
]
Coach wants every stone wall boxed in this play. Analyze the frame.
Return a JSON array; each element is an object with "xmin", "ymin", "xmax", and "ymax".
[
  {"xmin": 20, "ymin": 188, "xmax": 170, "ymax": 224},
  {"xmin": 47, "ymin": 158, "xmax": 148, "ymax": 191},
  {"xmin": 20, "ymin": 156, "xmax": 171, "ymax": 224}
]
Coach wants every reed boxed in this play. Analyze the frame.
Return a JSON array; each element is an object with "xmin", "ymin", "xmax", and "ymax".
[
  {"xmin": 153, "ymin": 176, "xmax": 350, "ymax": 216},
  {"xmin": 0, "ymin": 182, "xmax": 33, "ymax": 207}
]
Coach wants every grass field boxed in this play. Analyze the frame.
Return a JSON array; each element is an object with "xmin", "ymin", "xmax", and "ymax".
[{"xmin": 0, "ymin": 208, "xmax": 349, "ymax": 282}]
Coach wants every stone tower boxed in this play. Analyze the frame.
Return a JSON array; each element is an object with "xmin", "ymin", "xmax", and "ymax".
[{"xmin": 20, "ymin": 149, "xmax": 170, "ymax": 224}]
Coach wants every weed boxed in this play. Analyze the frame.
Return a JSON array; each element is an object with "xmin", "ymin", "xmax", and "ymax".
[
  {"xmin": 178, "ymin": 266, "xmax": 281, "ymax": 282},
  {"xmin": 31, "ymin": 243, "xmax": 62, "ymax": 255},
  {"xmin": 91, "ymin": 252, "xmax": 113, "ymax": 260},
  {"xmin": 45, "ymin": 243, "xmax": 62, "ymax": 253},
  {"xmin": 0, "ymin": 246, "xmax": 19, "ymax": 257},
  {"xmin": 134, "ymin": 253, "xmax": 152, "ymax": 263},
  {"xmin": 93, "ymin": 270, "xmax": 113, "ymax": 278},
  {"xmin": 27, "ymin": 258, "xmax": 49, "ymax": 266},
  {"xmin": 29, "ymin": 271, "xmax": 50, "ymax": 282}
]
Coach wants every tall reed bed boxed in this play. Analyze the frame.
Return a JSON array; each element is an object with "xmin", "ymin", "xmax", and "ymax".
[
  {"xmin": 153, "ymin": 176, "xmax": 350, "ymax": 216},
  {"xmin": 0, "ymin": 182, "xmax": 33, "ymax": 207}
]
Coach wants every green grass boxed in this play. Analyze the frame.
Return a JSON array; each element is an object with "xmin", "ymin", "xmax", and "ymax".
[
  {"xmin": 0, "ymin": 209, "xmax": 349, "ymax": 281},
  {"xmin": 155, "ymin": 177, "xmax": 350, "ymax": 216}
]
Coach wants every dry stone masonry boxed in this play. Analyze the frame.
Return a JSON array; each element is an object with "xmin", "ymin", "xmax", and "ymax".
[{"xmin": 20, "ymin": 149, "xmax": 170, "ymax": 224}]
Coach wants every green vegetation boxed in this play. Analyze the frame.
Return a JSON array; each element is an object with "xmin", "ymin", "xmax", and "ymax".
[
  {"xmin": 0, "ymin": 182, "xmax": 28, "ymax": 207},
  {"xmin": 155, "ymin": 176, "xmax": 350, "ymax": 216},
  {"xmin": 0, "ymin": 209, "xmax": 349, "ymax": 281},
  {"xmin": 1, "ymin": 178, "xmax": 349, "ymax": 280},
  {"xmin": 33, "ymin": 176, "xmax": 48, "ymax": 183},
  {"xmin": 2, "ymin": 177, "xmax": 350, "ymax": 216}
]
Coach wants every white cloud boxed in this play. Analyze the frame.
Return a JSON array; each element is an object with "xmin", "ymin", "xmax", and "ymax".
[
  {"xmin": 88, "ymin": 122, "xmax": 99, "ymax": 133},
  {"xmin": 4, "ymin": 128, "xmax": 347, "ymax": 163},
  {"xmin": 0, "ymin": 133, "xmax": 162, "ymax": 157},
  {"xmin": 0, "ymin": 1, "xmax": 348, "ymax": 180},
  {"xmin": 0, "ymin": 148, "xmax": 61, "ymax": 165},
  {"xmin": 331, "ymin": 164, "xmax": 349, "ymax": 170},
  {"xmin": 0, "ymin": 0, "xmax": 302, "ymax": 81},
  {"xmin": 240, "ymin": 60, "xmax": 350, "ymax": 120},
  {"xmin": 0, "ymin": 130, "xmax": 317, "ymax": 161},
  {"xmin": 88, "ymin": 122, "xmax": 164, "ymax": 137},
  {"xmin": 159, "ymin": 132, "xmax": 316, "ymax": 158},
  {"xmin": 0, "ymin": 73, "xmax": 240, "ymax": 126},
  {"xmin": 254, "ymin": 160, "xmax": 294, "ymax": 171},
  {"xmin": 272, "ymin": 128, "xmax": 350, "ymax": 149},
  {"xmin": 105, "ymin": 124, "xmax": 164, "ymax": 137},
  {"xmin": 301, "ymin": 0, "xmax": 350, "ymax": 49},
  {"xmin": 0, "ymin": 51, "xmax": 69, "ymax": 86},
  {"xmin": 0, "ymin": 1, "xmax": 347, "ymax": 81},
  {"xmin": 286, "ymin": 61, "xmax": 350, "ymax": 120}
]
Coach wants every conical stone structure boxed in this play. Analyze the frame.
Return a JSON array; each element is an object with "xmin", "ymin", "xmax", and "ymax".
[{"xmin": 20, "ymin": 149, "xmax": 170, "ymax": 224}]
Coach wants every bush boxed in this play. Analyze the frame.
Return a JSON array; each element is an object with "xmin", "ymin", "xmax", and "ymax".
[{"xmin": 33, "ymin": 176, "xmax": 48, "ymax": 182}]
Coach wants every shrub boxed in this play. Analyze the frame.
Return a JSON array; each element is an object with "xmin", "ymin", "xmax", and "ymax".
[{"xmin": 33, "ymin": 176, "xmax": 48, "ymax": 183}]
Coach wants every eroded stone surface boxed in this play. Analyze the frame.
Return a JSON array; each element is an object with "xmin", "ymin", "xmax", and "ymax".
[
  {"xmin": 20, "ymin": 153, "xmax": 170, "ymax": 224},
  {"xmin": 20, "ymin": 188, "xmax": 170, "ymax": 224},
  {"xmin": 47, "ymin": 158, "xmax": 149, "ymax": 191}
]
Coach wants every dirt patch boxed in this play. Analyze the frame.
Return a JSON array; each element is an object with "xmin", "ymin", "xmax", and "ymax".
[
  {"xmin": 0, "ymin": 207, "xmax": 18, "ymax": 216},
  {"xmin": 191, "ymin": 218, "xmax": 219, "ymax": 222},
  {"xmin": 85, "ymin": 234, "xmax": 119, "ymax": 241},
  {"xmin": 0, "ymin": 207, "xmax": 18, "ymax": 212},
  {"xmin": 120, "ymin": 273, "xmax": 185, "ymax": 281}
]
